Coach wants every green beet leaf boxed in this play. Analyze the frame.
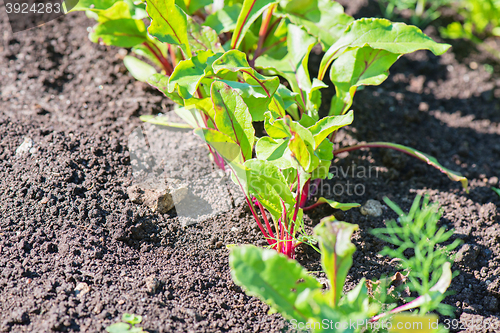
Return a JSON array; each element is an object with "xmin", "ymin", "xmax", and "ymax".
[
  {"xmin": 318, "ymin": 18, "xmax": 451, "ymax": 80},
  {"xmin": 194, "ymin": 128, "xmax": 244, "ymax": 164},
  {"xmin": 147, "ymin": 74, "xmax": 185, "ymax": 106},
  {"xmin": 71, "ymin": 0, "xmax": 117, "ymax": 11},
  {"xmin": 263, "ymin": 112, "xmax": 319, "ymax": 173},
  {"xmin": 255, "ymin": 137, "xmax": 287, "ymax": 160},
  {"xmin": 89, "ymin": 18, "xmax": 148, "ymax": 47},
  {"xmin": 256, "ymin": 24, "xmax": 321, "ymax": 118},
  {"xmin": 255, "ymin": 137, "xmax": 293, "ymax": 169},
  {"xmin": 132, "ymin": 39, "xmax": 168, "ymax": 67},
  {"xmin": 289, "ymin": 122, "xmax": 319, "ymax": 173},
  {"xmin": 85, "ymin": 1, "xmax": 131, "ymax": 23},
  {"xmin": 313, "ymin": 138, "xmax": 333, "ymax": 161},
  {"xmin": 231, "ymin": 0, "xmax": 278, "ymax": 49},
  {"xmin": 146, "ymin": 0, "xmax": 192, "ymax": 57},
  {"xmin": 264, "ymin": 112, "xmax": 292, "ymax": 139},
  {"xmin": 168, "ymin": 50, "xmax": 221, "ymax": 99},
  {"xmin": 175, "ymin": 0, "xmax": 211, "ymax": 15},
  {"xmin": 316, "ymin": 198, "xmax": 360, "ymax": 211},
  {"xmin": 204, "ymin": 3, "xmax": 242, "ymax": 34},
  {"xmin": 308, "ymin": 111, "xmax": 354, "ymax": 148},
  {"xmin": 229, "ymin": 245, "xmax": 320, "ymax": 321},
  {"xmin": 187, "ymin": 17, "xmax": 224, "ymax": 53},
  {"xmin": 259, "ymin": 17, "xmax": 288, "ymax": 60},
  {"xmin": 212, "ymin": 50, "xmax": 280, "ymax": 121},
  {"xmin": 123, "ymin": 0, "xmax": 148, "ymax": 20},
  {"xmin": 122, "ymin": 313, "xmax": 142, "ymax": 325},
  {"xmin": 277, "ymin": 0, "xmax": 353, "ymax": 50},
  {"xmin": 123, "ymin": 55, "xmax": 157, "ymax": 82},
  {"xmin": 243, "ymin": 159, "xmax": 295, "ymax": 220},
  {"xmin": 314, "ymin": 218, "xmax": 358, "ymax": 308},
  {"xmin": 219, "ymin": 80, "xmax": 277, "ymax": 121},
  {"xmin": 310, "ymin": 159, "xmax": 331, "ymax": 180},
  {"xmin": 139, "ymin": 114, "xmax": 193, "ymax": 129},
  {"xmin": 211, "ymin": 81, "xmax": 255, "ymax": 161},
  {"xmin": 105, "ymin": 322, "xmax": 132, "ymax": 333},
  {"xmin": 329, "ymin": 47, "xmax": 400, "ymax": 115}
]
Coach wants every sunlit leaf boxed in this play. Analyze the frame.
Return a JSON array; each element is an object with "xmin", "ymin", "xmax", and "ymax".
[
  {"xmin": 231, "ymin": 0, "xmax": 278, "ymax": 49},
  {"xmin": 123, "ymin": 55, "xmax": 157, "ymax": 82},
  {"xmin": 146, "ymin": 0, "xmax": 192, "ymax": 57},
  {"xmin": 319, "ymin": 18, "xmax": 451, "ymax": 80},
  {"xmin": 89, "ymin": 18, "xmax": 147, "ymax": 47}
]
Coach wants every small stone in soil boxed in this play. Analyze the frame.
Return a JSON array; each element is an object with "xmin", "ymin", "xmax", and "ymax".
[
  {"xmin": 360, "ymin": 200, "xmax": 384, "ymax": 217},
  {"xmin": 15, "ymin": 137, "xmax": 33, "ymax": 156},
  {"xmin": 74, "ymin": 282, "xmax": 90, "ymax": 297}
]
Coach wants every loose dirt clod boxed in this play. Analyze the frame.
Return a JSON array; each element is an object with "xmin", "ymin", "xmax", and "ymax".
[
  {"xmin": 455, "ymin": 244, "xmax": 480, "ymax": 268},
  {"xmin": 145, "ymin": 275, "xmax": 160, "ymax": 294},
  {"xmin": 127, "ymin": 177, "xmax": 188, "ymax": 213}
]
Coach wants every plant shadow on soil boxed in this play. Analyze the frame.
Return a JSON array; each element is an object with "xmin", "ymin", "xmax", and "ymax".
[{"xmin": 0, "ymin": 2, "xmax": 499, "ymax": 333}]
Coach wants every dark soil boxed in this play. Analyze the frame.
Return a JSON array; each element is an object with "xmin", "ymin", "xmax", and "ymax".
[{"xmin": 1, "ymin": 1, "xmax": 499, "ymax": 332}]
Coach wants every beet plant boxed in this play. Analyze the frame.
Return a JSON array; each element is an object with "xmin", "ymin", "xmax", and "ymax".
[
  {"xmin": 229, "ymin": 196, "xmax": 458, "ymax": 332},
  {"xmin": 76, "ymin": 0, "xmax": 469, "ymax": 256}
]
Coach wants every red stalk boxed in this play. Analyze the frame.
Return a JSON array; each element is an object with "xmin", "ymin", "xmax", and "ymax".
[
  {"xmin": 279, "ymin": 218, "xmax": 285, "ymax": 252},
  {"xmin": 256, "ymin": 200, "xmax": 274, "ymax": 239},
  {"xmin": 299, "ymin": 179, "xmax": 310, "ymax": 208},
  {"xmin": 249, "ymin": 4, "xmax": 276, "ymax": 67},
  {"xmin": 302, "ymin": 201, "xmax": 325, "ymax": 211},
  {"xmin": 291, "ymin": 177, "xmax": 301, "ymax": 223},
  {"xmin": 244, "ymin": 196, "xmax": 275, "ymax": 246},
  {"xmin": 227, "ymin": 166, "xmax": 276, "ymax": 246},
  {"xmin": 168, "ymin": 44, "xmax": 177, "ymax": 67},
  {"xmin": 143, "ymin": 42, "xmax": 173, "ymax": 75}
]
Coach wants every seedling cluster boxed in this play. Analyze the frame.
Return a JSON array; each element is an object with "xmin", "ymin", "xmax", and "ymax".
[
  {"xmin": 230, "ymin": 196, "xmax": 459, "ymax": 332},
  {"xmin": 75, "ymin": 0, "xmax": 472, "ymax": 330}
]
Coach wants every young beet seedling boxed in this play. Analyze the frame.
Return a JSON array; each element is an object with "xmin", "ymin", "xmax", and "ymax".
[
  {"xmin": 229, "ymin": 200, "xmax": 456, "ymax": 332},
  {"xmin": 194, "ymin": 79, "xmax": 359, "ymax": 258},
  {"xmin": 76, "ymin": 0, "xmax": 469, "ymax": 256}
]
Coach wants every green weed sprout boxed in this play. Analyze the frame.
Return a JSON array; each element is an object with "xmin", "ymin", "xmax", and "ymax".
[
  {"xmin": 493, "ymin": 187, "xmax": 500, "ymax": 197},
  {"xmin": 229, "ymin": 210, "xmax": 455, "ymax": 332},
  {"xmin": 106, "ymin": 313, "xmax": 146, "ymax": 333},
  {"xmin": 371, "ymin": 195, "xmax": 462, "ymax": 317}
]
